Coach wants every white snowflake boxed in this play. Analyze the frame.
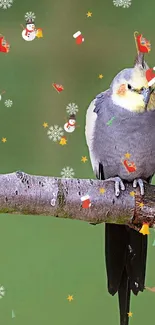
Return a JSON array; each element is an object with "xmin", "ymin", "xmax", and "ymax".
[
  {"xmin": 113, "ymin": 0, "xmax": 131, "ymax": 7},
  {"xmin": 66, "ymin": 103, "xmax": 78, "ymax": 115},
  {"xmin": 4, "ymin": 99, "xmax": 13, "ymax": 107},
  {"xmin": 25, "ymin": 11, "xmax": 36, "ymax": 21},
  {"xmin": 0, "ymin": 0, "xmax": 13, "ymax": 9},
  {"xmin": 113, "ymin": 0, "xmax": 123, "ymax": 7},
  {"xmin": 121, "ymin": 0, "xmax": 132, "ymax": 8},
  {"xmin": 61, "ymin": 166, "xmax": 75, "ymax": 178},
  {"xmin": 47, "ymin": 125, "xmax": 64, "ymax": 142},
  {"xmin": 0, "ymin": 286, "xmax": 5, "ymax": 298}
]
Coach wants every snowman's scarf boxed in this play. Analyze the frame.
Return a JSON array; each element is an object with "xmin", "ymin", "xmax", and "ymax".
[
  {"xmin": 25, "ymin": 28, "xmax": 34, "ymax": 36},
  {"xmin": 66, "ymin": 121, "xmax": 76, "ymax": 128}
]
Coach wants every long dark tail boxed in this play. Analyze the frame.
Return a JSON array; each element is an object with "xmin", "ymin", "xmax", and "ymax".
[
  {"xmin": 118, "ymin": 268, "xmax": 131, "ymax": 325},
  {"xmin": 105, "ymin": 223, "xmax": 147, "ymax": 325}
]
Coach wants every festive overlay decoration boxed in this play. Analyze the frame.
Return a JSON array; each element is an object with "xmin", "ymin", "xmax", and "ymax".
[
  {"xmin": 25, "ymin": 12, "xmax": 36, "ymax": 20},
  {"xmin": 139, "ymin": 223, "xmax": 150, "ymax": 235},
  {"xmin": 52, "ymin": 83, "xmax": 64, "ymax": 93},
  {"xmin": 67, "ymin": 295, "xmax": 74, "ymax": 302},
  {"xmin": 1, "ymin": 137, "xmax": 7, "ymax": 143},
  {"xmin": 36, "ymin": 28, "xmax": 43, "ymax": 38},
  {"xmin": 130, "ymin": 191, "xmax": 135, "ymax": 197},
  {"xmin": 61, "ymin": 167, "xmax": 75, "ymax": 178},
  {"xmin": 73, "ymin": 31, "xmax": 84, "ymax": 45},
  {"xmin": 146, "ymin": 68, "xmax": 155, "ymax": 87},
  {"xmin": 47, "ymin": 125, "xmax": 64, "ymax": 142},
  {"xmin": 122, "ymin": 158, "xmax": 137, "ymax": 173},
  {"xmin": 42, "ymin": 122, "xmax": 48, "ymax": 128},
  {"xmin": 134, "ymin": 31, "xmax": 151, "ymax": 53},
  {"xmin": 22, "ymin": 18, "xmax": 36, "ymax": 41},
  {"xmin": 4, "ymin": 99, "xmax": 13, "ymax": 107},
  {"xmin": 0, "ymin": 35, "xmax": 10, "ymax": 53},
  {"xmin": 81, "ymin": 195, "xmax": 91, "ymax": 208},
  {"xmin": 66, "ymin": 103, "xmax": 78, "ymax": 115},
  {"xmin": 81, "ymin": 156, "xmax": 88, "ymax": 163},
  {"xmin": 12, "ymin": 310, "xmax": 15, "ymax": 318},
  {"xmin": 106, "ymin": 116, "xmax": 115, "ymax": 126},
  {"xmin": 22, "ymin": 13, "xmax": 43, "ymax": 41},
  {"xmin": 86, "ymin": 11, "xmax": 92, "ymax": 17},
  {"xmin": 59, "ymin": 136, "xmax": 67, "ymax": 145},
  {"xmin": 0, "ymin": 285, "xmax": 5, "ymax": 298},
  {"xmin": 0, "ymin": 0, "xmax": 13, "ymax": 9},
  {"xmin": 64, "ymin": 114, "xmax": 76, "ymax": 133},
  {"xmin": 113, "ymin": 0, "xmax": 132, "ymax": 8},
  {"xmin": 0, "ymin": 90, "xmax": 5, "ymax": 100}
]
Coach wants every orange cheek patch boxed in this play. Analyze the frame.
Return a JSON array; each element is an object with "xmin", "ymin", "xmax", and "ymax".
[{"xmin": 117, "ymin": 84, "xmax": 126, "ymax": 95}]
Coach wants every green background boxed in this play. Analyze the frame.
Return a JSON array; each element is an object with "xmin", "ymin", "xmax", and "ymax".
[{"xmin": 0, "ymin": 0, "xmax": 155, "ymax": 324}]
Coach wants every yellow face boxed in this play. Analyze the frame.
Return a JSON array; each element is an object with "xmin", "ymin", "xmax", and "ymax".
[{"xmin": 112, "ymin": 66, "xmax": 155, "ymax": 113}]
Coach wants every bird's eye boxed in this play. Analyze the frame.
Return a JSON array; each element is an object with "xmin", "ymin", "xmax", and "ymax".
[
  {"xmin": 140, "ymin": 87, "xmax": 145, "ymax": 91},
  {"xmin": 128, "ymin": 84, "xmax": 132, "ymax": 90}
]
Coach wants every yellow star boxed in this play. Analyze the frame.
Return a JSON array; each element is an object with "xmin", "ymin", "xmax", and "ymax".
[
  {"xmin": 2, "ymin": 137, "xmax": 7, "ymax": 143},
  {"xmin": 139, "ymin": 202, "xmax": 144, "ymax": 208},
  {"xmin": 128, "ymin": 312, "xmax": 133, "ymax": 317},
  {"xmin": 81, "ymin": 156, "xmax": 88, "ymax": 163},
  {"xmin": 124, "ymin": 152, "xmax": 131, "ymax": 159},
  {"xmin": 67, "ymin": 295, "xmax": 73, "ymax": 302},
  {"xmin": 59, "ymin": 137, "xmax": 67, "ymax": 145},
  {"xmin": 99, "ymin": 187, "xmax": 105, "ymax": 194},
  {"xmin": 98, "ymin": 74, "xmax": 103, "ymax": 79},
  {"xmin": 86, "ymin": 11, "xmax": 92, "ymax": 17},
  {"xmin": 130, "ymin": 191, "xmax": 135, "ymax": 197},
  {"xmin": 43, "ymin": 122, "xmax": 48, "ymax": 128}
]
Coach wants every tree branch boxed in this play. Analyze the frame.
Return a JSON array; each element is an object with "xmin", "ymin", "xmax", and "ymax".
[{"xmin": 0, "ymin": 171, "xmax": 155, "ymax": 228}]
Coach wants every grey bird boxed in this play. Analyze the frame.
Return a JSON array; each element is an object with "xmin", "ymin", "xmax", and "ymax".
[{"xmin": 85, "ymin": 51, "xmax": 155, "ymax": 325}]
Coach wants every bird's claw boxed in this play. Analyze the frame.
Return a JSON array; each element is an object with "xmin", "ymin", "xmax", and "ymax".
[
  {"xmin": 133, "ymin": 178, "xmax": 145, "ymax": 196},
  {"xmin": 106, "ymin": 176, "xmax": 125, "ymax": 197}
]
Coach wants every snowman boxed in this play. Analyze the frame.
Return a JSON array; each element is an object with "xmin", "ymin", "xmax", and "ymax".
[
  {"xmin": 64, "ymin": 114, "xmax": 76, "ymax": 133},
  {"xmin": 22, "ymin": 19, "xmax": 37, "ymax": 41}
]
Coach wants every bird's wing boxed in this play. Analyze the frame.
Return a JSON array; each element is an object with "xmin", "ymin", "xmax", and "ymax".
[
  {"xmin": 85, "ymin": 90, "xmax": 110, "ymax": 179},
  {"xmin": 85, "ymin": 90, "xmax": 128, "ymax": 296}
]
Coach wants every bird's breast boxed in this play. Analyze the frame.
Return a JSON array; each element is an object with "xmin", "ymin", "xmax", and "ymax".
[{"xmin": 93, "ymin": 111, "xmax": 155, "ymax": 180}]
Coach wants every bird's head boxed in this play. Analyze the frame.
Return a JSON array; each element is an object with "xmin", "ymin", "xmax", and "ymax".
[{"xmin": 111, "ymin": 53, "xmax": 155, "ymax": 113}]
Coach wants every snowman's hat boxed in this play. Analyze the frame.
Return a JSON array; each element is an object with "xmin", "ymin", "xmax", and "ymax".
[
  {"xmin": 69, "ymin": 114, "xmax": 76, "ymax": 120},
  {"xmin": 26, "ymin": 18, "xmax": 34, "ymax": 25}
]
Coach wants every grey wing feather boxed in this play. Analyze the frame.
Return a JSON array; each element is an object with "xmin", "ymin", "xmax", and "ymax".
[{"xmin": 85, "ymin": 90, "xmax": 110, "ymax": 179}]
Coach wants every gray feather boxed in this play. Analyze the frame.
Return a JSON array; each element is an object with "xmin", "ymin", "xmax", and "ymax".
[
  {"xmin": 85, "ymin": 57, "xmax": 152, "ymax": 325},
  {"xmin": 91, "ymin": 93, "xmax": 155, "ymax": 181}
]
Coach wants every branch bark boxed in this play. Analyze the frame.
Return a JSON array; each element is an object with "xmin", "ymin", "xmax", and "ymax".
[{"xmin": 0, "ymin": 171, "xmax": 155, "ymax": 228}]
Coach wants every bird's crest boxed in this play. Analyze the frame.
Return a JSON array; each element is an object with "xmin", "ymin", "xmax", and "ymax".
[
  {"xmin": 134, "ymin": 52, "xmax": 145, "ymax": 68},
  {"xmin": 133, "ymin": 32, "xmax": 149, "ymax": 70}
]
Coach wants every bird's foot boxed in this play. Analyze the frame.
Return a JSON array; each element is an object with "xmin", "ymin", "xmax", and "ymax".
[
  {"xmin": 132, "ymin": 178, "xmax": 146, "ymax": 196},
  {"xmin": 105, "ymin": 176, "xmax": 125, "ymax": 197}
]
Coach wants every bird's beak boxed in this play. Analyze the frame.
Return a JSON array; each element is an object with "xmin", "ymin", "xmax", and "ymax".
[{"xmin": 141, "ymin": 88, "xmax": 152, "ymax": 108}]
